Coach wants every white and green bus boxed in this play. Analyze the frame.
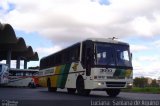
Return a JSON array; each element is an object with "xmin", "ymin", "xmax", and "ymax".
[{"xmin": 38, "ymin": 38, "xmax": 133, "ymax": 97}]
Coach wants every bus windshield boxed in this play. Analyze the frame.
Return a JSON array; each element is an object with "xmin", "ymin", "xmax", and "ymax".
[
  {"xmin": 95, "ymin": 43, "xmax": 132, "ymax": 67},
  {"xmin": 115, "ymin": 45, "xmax": 131, "ymax": 67},
  {"xmin": 95, "ymin": 43, "xmax": 115, "ymax": 66}
]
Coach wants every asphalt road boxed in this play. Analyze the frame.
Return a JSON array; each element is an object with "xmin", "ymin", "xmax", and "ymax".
[{"xmin": 0, "ymin": 87, "xmax": 160, "ymax": 106}]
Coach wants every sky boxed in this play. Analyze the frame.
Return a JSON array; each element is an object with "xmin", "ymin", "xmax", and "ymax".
[{"xmin": 0, "ymin": 0, "xmax": 160, "ymax": 79}]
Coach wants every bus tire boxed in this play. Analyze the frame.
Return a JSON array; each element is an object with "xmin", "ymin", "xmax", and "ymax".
[
  {"xmin": 106, "ymin": 89, "xmax": 121, "ymax": 97},
  {"xmin": 67, "ymin": 88, "xmax": 76, "ymax": 94},
  {"xmin": 31, "ymin": 84, "xmax": 36, "ymax": 88},
  {"xmin": 76, "ymin": 76, "xmax": 90, "ymax": 96},
  {"xmin": 28, "ymin": 83, "xmax": 36, "ymax": 88},
  {"xmin": 28, "ymin": 83, "xmax": 32, "ymax": 88},
  {"xmin": 47, "ymin": 79, "xmax": 57, "ymax": 92}
]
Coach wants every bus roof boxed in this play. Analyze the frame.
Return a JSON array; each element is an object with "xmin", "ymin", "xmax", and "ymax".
[
  {"xmin": 41, "ymin": 42, "xmax": 81, "ymax": 60},
  {"xmin": 40, "ymin": 38, "xmax": 129, "ymax": 61},
  {"xmin": 86, "ymin": 38, "xmax": 129, "ymax": 45}
]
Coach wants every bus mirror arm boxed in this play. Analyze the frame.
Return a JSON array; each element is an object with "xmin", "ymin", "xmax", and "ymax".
[{"xmin": 131, "ymin": 53, "xmax": 132, "ymax": 61}]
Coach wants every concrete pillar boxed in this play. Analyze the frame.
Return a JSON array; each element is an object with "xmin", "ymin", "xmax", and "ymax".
[
  {"xmin": 6, "ymin": 49, "xmax": 11, "ymax": 68},
  {"xmin": 16, "ymin": 57, "xmax": 21, "ymax": 69},
  {"xmin": 0, "ymin": 22, "xmax": 2, "ymax": 29},
  {"xmin": 24, "ymin": 60, "xmax": 28, "ymax": 69}
]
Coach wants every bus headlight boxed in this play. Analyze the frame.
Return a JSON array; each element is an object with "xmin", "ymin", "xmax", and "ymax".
[
  {"xmin": 97, "ymin": 82, "xmax": 104, "ymax": 86},
  {"xmin": 98, "ymin": 82, "xmax": 102, "ymax": 86},
  {"xmin": 127, "ymin": 83, "xmax": 133, "ymax": 88}
]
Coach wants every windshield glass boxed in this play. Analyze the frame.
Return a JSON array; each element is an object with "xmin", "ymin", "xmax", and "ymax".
[
  {"xmin": 115, "ymin": 45, "xmax": 132, "ymax": 67},
  {"xmin": 95, "ymin": 43, "xmax": 132, "ymax": 67},
  {"xmin": 95, "ymin": 43, "xmax": 115, "ymax": 66}
]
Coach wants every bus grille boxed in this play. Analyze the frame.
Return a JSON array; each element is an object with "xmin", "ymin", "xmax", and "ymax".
[{"xmin": 106, "ymin": 82, "xmax": 126, "ymax": 87}]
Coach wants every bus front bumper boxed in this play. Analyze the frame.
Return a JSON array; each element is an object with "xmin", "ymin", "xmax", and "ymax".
[{"xmin": 91, "ymin": 81, "xmax": 133, "ymax": 90}]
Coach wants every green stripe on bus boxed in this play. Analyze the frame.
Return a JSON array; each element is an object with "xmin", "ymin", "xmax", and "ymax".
[
  {"xmin": 60, "ymin": 63, "xmax": 71, "ymax": 88},
  {"xmin": 113, "ymin": 69, "xmax": 126, "ymax": 77},
  {"xmin": 56, "ymin": 64, "xmax": 71, "ymax": 88},
  {"xmin": 57, "ymin": 65, "xmax": 65, "ymax": 88},
  {"xmin": 113, "ymin": 69, "xmax": 121, "ymax": 76},
  {"xmin": 120, "ymin": 69, "xmax": 125, "ymax": 77}
]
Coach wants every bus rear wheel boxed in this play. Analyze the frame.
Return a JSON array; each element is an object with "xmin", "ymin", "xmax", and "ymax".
[
  {"xmin": 67, "ymin": 88, "xmax": 76, "ymax": 94},
  {"xmin": 28, "ymin": 83, "xmax": 36, "ymax": 88},
  {"xmin": 76, "ymin": 76, "xmax": 90, "ymax": 96},
  {"xmin": 106, "ymin": 89, "xmax": 120, "ymax": 97},
  {"xmin": 47, "ymin": 79, "xmax": 57, "ymax": 92}
]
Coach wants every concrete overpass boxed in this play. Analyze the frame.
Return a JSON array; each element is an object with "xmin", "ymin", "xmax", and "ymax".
[{"xmin": 0, "ymin": 23, "xmax": 39, "ymax": 69}]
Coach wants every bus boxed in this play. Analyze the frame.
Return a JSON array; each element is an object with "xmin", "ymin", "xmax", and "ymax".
[
  {"xmin": 38, "ymin": 38, "xmax": 133, "ymax": 97},
  {"xmin": 0, "ymin": 64, "xmax": 9, "ymax": 85},
  {"xmin": 7, "ymin": 68, "xmax": 39, "ymax": 88}
]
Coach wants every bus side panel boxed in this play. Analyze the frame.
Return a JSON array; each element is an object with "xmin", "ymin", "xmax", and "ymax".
[
  {"xmin": 50, "ymin": 68, "xmax": 56, "ymax": 87},
  {"xmin": 65, "ymin": 62, "xmax": 84, "ymax": 89},
  {"xmin": 39, "ymin": 76, "xmax": 47, "ymax": 87},
  {"xmin": 7, "ymin": 77, "xmax": 32, "ymax": 87},
  {"xmin": 51, "ymin": 66, "xmax": 61, "ymax": 87},
  {"xmin": 50, "ymin": 76, "xmax": 56, "ymax": 87},
  {"xmin": 43, "ymin": 77, "xmax": 47, "ymax": 87},
  {"xmin": 57, "ymin": 65, "xmax": 65, "ymax": 88},
  {"xmin": 59, "ymin": 64, "xmax": 71, "ymax": 88}
]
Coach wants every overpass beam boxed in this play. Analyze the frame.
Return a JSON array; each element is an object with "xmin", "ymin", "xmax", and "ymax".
[{"xmin": 16, "ymin": 57, "xmax": 21, "ymax": 69}]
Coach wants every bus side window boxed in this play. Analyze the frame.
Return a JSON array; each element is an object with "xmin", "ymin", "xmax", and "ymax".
[{"xmin": 69, "ymin": 44, "xmax": 80, "ymax": 62}]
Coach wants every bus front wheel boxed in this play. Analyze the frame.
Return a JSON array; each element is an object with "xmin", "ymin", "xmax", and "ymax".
[
  {"xmin": 106, "ymin": 89, "xmax": 121, "ymax": 97},
  {"xmin": 76, "ymin": 76, "xmax": 90, "ymax": 96},
  {"xmin": 47, "ymin": 79, "xmax": 57, "ymax": 92}
]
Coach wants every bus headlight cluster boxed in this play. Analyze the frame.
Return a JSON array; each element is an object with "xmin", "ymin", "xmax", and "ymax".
[
  {"xmin": 127, "ymin": 83, "xmax": 133, "ymax": 88},
  {"xmin": 98, "ymin": 82, "xmax": 102, "ymax": 86},
  {"xmin": 97, "ymin": 82, "xmax": 105, "ymax": 86},
  {"xmin": 128, "ymin": 83, "xmax": 133, "ymax": 86}
]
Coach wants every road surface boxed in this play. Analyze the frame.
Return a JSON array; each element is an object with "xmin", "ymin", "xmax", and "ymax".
[{"xmin": 0, "ymin": 87, "xmax": 159, "ymax": 106}]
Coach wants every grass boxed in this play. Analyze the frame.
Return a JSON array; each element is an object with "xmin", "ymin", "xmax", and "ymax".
[{"xmin": 122, "ymin": 87, "xmax": 160, "ymax": 94}]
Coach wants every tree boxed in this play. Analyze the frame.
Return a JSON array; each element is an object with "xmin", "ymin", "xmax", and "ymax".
[
  {"xmin": 151, "ymin": 79, "xmax": 158, "ymax": 87},
  {"xmin": 134, "ymin": 77, "xmax": 148, "ymax": 88}
]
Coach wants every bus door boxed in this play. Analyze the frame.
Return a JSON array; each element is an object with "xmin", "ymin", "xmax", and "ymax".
[{"xmin": 82, "ymin": 41, "xmax": 94, "ymax": 76}]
